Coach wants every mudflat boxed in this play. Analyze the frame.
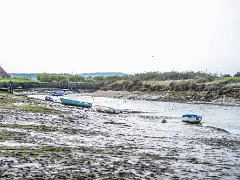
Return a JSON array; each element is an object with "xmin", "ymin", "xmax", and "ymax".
[{"xmin": 0, "ymin": 93, "xmax": 239, "ymax": 179}]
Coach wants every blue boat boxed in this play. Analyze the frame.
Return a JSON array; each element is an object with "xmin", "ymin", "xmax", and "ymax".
[
  {"xmin": 60, "ymin": 98, "xmax": 92, "ymax": 108},
  {"xmin": 182, "ymin": 114, "xmax": 202, "ymax": 123},
  {"xmin": 51, "ymin": 91, "xmax": 64, "ymax": 96}
]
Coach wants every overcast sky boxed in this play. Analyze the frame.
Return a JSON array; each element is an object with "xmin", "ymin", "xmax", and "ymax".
[{"xmin": 0, "ymin": 0, "xmax": 240, "ymax": 75}]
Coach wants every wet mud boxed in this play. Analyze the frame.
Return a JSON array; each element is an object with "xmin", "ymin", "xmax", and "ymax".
[{"xmin": 0, "ymin": 95, "xmax": 240, "ymax": 179}]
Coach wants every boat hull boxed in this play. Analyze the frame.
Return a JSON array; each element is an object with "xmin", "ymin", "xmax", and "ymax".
[
  {"xmin": 52, "ymin": 91, "xmax": 64, "ymax": 96},
  {"xmin": 60, "ymin": 98, "xmax": 92, "ymax": 108},
  {"xmin": 182, "ymin": 114, "xmax": 202, "ymax": 123},
  {"xmin": 95, "ymin": 106, "xmax": 121, "ymax": 114}
]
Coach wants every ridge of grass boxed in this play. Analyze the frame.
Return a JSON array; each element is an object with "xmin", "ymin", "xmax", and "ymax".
[
  {"xmin": 20, "ymin": 105, "xmax": 57, "ymax": 113},
  {"xmin": 0, "ymin": 78, "xmax": 37, "ymax": 83}
]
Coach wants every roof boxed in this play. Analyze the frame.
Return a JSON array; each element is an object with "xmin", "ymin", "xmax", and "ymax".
[{"xmin": 0, "ymin": 65, "xmax": 11, "ymax": 78}]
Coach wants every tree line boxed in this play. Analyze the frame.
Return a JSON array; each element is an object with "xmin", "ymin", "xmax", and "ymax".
[
  {"xmin": 36, "ymin": 71, "xmax": 240, "ymax": 83},
  {"xmin": 36, "ymin": 73, "xmax": 124, "ymax": 83}
]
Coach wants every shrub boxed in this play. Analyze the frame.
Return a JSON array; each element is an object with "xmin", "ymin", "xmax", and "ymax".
[{"xmin": 234, "ymin": 72, "xmax": 240, "ymax": 77}]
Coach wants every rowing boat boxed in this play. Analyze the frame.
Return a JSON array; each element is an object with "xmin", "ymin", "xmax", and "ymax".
[{"xmin": 60, "ymin": 98, "xmax": 92, "ymax": 108}]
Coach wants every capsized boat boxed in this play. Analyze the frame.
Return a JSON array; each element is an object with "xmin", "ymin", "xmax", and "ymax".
[
  {"xmin": 95, "ymin": 105, "xmax": 121, "ymax": 114},
  {"xmin": 51, "ymin": 91, "xmax": 64, "ymax": 96},
  {"xmin": 182, "ymin": 114, "xmax": 202, "ymax": 123},
  {"xmin": 60, "ymin": 98, "xmax": 92, "ymax": 108}
]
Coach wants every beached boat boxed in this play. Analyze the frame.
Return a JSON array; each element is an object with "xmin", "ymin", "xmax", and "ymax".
[
  {"xmin": 60, "ymin": 98, "xmax": 92, "ymax": 108},
  {"xmin": 182, "ymin": 114, "xmax": 202, "ymax": 123},
  {"xmin": 51, "ymin": 91, "xmax": 64, "ymax": 96},
  {"xmin": 95, "ymin": 105, "xmax": 121, "ymax": 114}
]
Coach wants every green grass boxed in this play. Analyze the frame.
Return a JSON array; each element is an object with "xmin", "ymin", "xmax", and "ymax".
[
  {"xmin": 142, "ymin": 79, "xmax": 190, "ymax": 86},
  {"xmin": 20, "ymin": 105, "xmax": 57, "ymax": 113},
  {"xmin": 0, "ymin": 123, "xmax": 58, "ymax": 132},
  {"xmin": 0, "ymin": 98, "xmax": 14, "ymax": 104},
  {"xmin": 142, "ymin": 77, "xmax": 240, "ymax": 86},
  {"xmin": 212, "ymin": 77, "xmax": 240, "ymax": 84},
  {"xmin": 0, "ymin": 130, "xmax": 15, "ymax": 140},
  {"xmin": 0, "ymin": 146, "xmax": 71, "ymax": 157},
  {"xmin": 0, "ymin": 78, "xmax": 37, "ymax": 83}
]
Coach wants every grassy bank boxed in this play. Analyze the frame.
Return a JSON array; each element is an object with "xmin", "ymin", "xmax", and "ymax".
[
  {"xmin": 0, "ymin": 78, "xmax": 37, "ymax": 83},
  {"xmin": 100, "ymin": 77, "xmax": 240, "ymax": 103}
]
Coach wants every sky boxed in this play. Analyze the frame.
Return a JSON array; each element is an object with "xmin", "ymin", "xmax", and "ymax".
[{"xmin": 0, "ymin": 0, "xmax": 240, "ymax": 75}]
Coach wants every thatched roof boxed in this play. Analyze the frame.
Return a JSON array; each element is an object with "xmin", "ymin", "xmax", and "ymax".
[{"xmin": 0, "ymin": 65, "xmax": 10, "ymax": 78}]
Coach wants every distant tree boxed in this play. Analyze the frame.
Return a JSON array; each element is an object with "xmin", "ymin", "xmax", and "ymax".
[
  {"xmin": 37, "ymin": 73, "xmax": 86, "ymax": 82},
  {"xmin": 222, "ymin": 74, "xmax": 231, "ymax": 77},
  {"xmin": 128, "ymin": 71, "xmax": 215, "ymax": 81},
  {"xmin": 234, "ymin": 72, "xmax": 240, "ymax": 77},
  {"xmin": 105, "ymin": 75, "xmax": 124, "ymax": 82},
  {"xmin": 69, "ymin": 75, "xmax": 85, "ymax": 82},
  {"xmin": 93, "ymin": 76, "xmax": 105, "ymax": 82}
]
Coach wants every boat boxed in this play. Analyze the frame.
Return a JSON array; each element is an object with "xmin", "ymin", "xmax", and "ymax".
[
  {"xmin": 60, "ymin": 98, "xmax": 92, "ymax": 108},
  {"xmin": 51, "ymin": 91, "xmax": 64, "ymax": 96},
  {"xmin": 182, "ymin": 114, "xmax": 202, "ymax": 123},
  {"xmin": 95, "ymin": 105, "xmax": 121, "ymax": 114}
]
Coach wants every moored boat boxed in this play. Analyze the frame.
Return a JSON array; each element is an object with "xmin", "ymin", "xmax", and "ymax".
[
  {"xmin": 51, "ymin": 91, "xmax": 64, "ymax": 96},
  {"xmin": 60, "ymin": 98, "xmax": 92, "ymax": 108},
  {"xmin": 95, "ymin": 105, "xmax": 121, "ymax": 114},
  {"xmin": 182, "ymin": 114, "xmax": 202, "ymax": 123}
]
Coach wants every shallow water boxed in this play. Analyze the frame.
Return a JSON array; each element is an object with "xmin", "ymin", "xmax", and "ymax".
[{"xmin": 31, "ymin": 93, "xmax": 240, "ymax": 135}]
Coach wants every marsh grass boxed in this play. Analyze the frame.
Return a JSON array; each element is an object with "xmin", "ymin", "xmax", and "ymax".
[
  {"xmin": 0, "ymin": 78, "xmax": 36, "ymax": 83},
  {"xmin": 142, "ymin": 80, "xmax": 191, "ymax": 86},
  {"xmin": 212, "ymin": 77, "xmax": 240, "ymax": 84},
  {"xmin": 0, "ymin": 123, "xmax": 58, "ymax": 132},
  {"xmin": 20, "ymin": 105, "xmax": 57, "ymax": 113},
  {"xmin": 0, "ymin": 98, "xmax": 14, "ymax": 104},
  {"xmin": 0, "ymin": 146, "xmax": 71, "ymax": 157},
  {"xmin": 0, "ymin": 130, "xmax": 14, "ymax": 140},
  {"xmin": 0, "ymin": 95, "xmax": 56, "ymax": 113}
]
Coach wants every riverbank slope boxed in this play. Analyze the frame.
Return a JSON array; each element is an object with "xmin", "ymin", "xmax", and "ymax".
[{"xmin": 98, "ymin": 77, "xmax": 240, "ymax": 106}]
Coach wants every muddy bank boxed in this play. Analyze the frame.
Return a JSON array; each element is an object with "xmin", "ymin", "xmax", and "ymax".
[
  {"xmin": 88, "ymin": 90, "xmax": 240, "ymax": 106},
  {"xmin": 0, "ymin": 93, "xmax": 240, "ymax": 179}
]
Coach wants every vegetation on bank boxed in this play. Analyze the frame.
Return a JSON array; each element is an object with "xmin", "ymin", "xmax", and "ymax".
[
  {"xmin": 5, "ymin": 71, "xmax": 240, "ymax": 84},
  {"xmin": 0, "ymin": 93, "xmax": 58, "ymax": 113},
  {"xmin": 1, "ymin": 71, "xmax": 240, "ymax": 101},
  {"xmin": 211, "ymin": 77, "xmax": 240, "ymax": 84},
  {"xmin": 127, "ymin": 71, "xmax": 214, "ymax": 81},
  {"xmin": 20, "ymin": 105, "xmax": 57, "ymax": 113},
  {"xmin": 36, "ymin": 73, "xmax": 124, "ymax": 83},
  {"xmin": 0, "ymin": 146, "xmax": 71, "ymax": 158},
  {"xmin": 0, "ymin": 78, "xmax": 36, "ymax": 83}
]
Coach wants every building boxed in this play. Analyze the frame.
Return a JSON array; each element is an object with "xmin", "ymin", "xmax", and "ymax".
[{"xmin": 0, "ymin": 65, "xmax": 11, "ymax": 78}]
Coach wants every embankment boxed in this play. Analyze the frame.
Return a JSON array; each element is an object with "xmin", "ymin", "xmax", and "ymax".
[{"xmin": 93, "ymin": 78, "xmax": 240, "ymax": 106}]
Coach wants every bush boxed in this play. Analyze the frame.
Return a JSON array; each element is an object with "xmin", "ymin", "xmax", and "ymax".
[
  {"xmin": 129, "ymin": 71, "xmax": 215, "ymax": 81},
  {"xmin": 36, "ymin": 73, "xmax": 86, "ymax": 83},
  {"xmin": 234, "ymin": 72, "xmax": 240, "ymax": 77}
]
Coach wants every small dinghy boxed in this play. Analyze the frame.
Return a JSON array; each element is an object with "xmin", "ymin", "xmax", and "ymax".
[
  {"xmin": 51, "ymin": 91, "xmax": 64, "ymax": 96},
  {"xmin": 182, "ymin": 114, "xmax": 202, "ymax": 123},
  {"xmin": 95, "ymin": 105, "xmax": 121, "ymax": 114},
  {"xmin": 60, "ymin": 98, "xmax": 92, "ymax": 108}
]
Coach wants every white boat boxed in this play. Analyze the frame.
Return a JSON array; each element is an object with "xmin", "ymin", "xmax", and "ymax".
[
  {"xmin": 95, "ymin": 106, "xmax": 121, "ymax": 114},
  {"xmin": 182, "ymin": 114, "xmax": 202, "ymax": 123}
]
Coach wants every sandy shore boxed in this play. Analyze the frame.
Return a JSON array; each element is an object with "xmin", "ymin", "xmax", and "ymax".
[{"xmin": 0, "ymin": 93, "xmax": 240, "ymax": 179}]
